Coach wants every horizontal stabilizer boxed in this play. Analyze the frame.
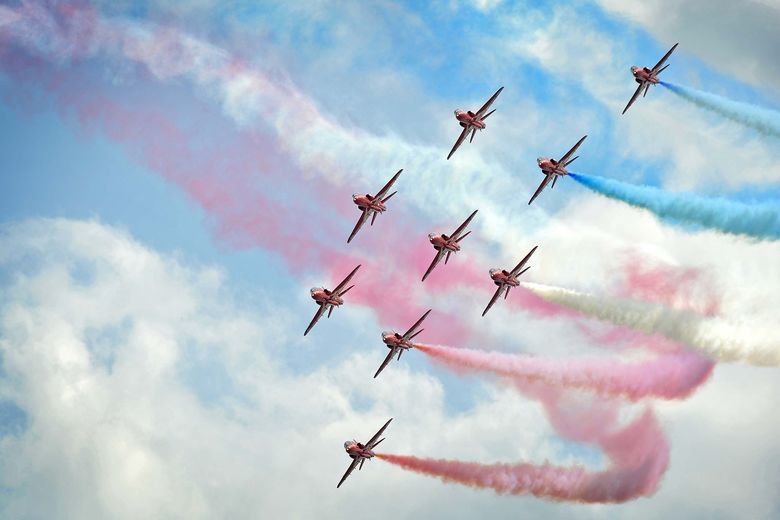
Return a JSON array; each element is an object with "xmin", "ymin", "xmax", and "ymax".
[
  {"xmin": 564, "ymin": 155, "xmax": 578, "ymax": 166},
  {"xmin": 455, "ymin": 230, "xmax": 471, "ymax": 243},
  {"xmin": 339, "ymin": 285, "xmax": 355, "ymax": 296},
  {"xmin": 381, "ymin": 191, "xmax": 397, "ymax": 203},
  {"xmin": 409, "ymin": 328, "xmax": 424, "ymax": 340}
]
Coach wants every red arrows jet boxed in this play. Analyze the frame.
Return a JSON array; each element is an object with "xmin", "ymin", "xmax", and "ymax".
[
  {"xmin": 528, "ymin": 135, "xmax": 587, "ymax": 205},
  {"xmin": 422, "ymin": 209, "xmax": 478, "ymax": 282},
  {"xmin": 447, "ymin": 87, "xmax": 504, "ymax": 160},
  {"xmin": 374, "ymin": 309, "xmax": 431, "ymax": 378},
  {"xmin": 348, "ymin": 169, "xmax": 403, "ymax": 244},
  {"xmin": 482, "ymin": 246, "xmax": 538, "ymax": 316},
  {"xmin": 304, "ymin": 264, "xmax": 361, "ymax": 336},
  {"xmin": 622, "ymin": 43, "xmax": 678, "ymax": 115},
  {"xmin": 337, "ymin": 418, "xmax": 392, "ymax": 488}
]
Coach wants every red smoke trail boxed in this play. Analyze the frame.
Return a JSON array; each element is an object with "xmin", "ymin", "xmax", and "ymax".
[
  {"xmin": 415, "ymin": 341, "xmax": 712, "ymax": 401},
  {"xmin": 378, "ymin": 407, "xmax": 668, "ymax": 503}
]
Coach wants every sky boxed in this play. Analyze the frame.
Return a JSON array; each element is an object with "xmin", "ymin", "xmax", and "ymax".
[{"xmin": 0, "ymin": 0, "xmax": 779, "ymax": 518}]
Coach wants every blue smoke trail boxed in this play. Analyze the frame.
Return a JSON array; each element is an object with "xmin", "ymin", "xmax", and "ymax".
[
  {"xmin": 660, "ymin": 82, "xmax": 780, "ymax": 139},
  {"xmin": 569, "ymin": 172, "xmax": 780, "ymax": 241}
]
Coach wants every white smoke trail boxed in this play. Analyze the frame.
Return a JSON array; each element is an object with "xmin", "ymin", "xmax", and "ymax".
[{"xmin": 522, "ymin": 282, "xmax": 780, "ymax": 367}]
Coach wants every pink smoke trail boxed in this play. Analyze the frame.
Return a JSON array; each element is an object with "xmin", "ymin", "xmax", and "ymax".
[
  {"xmin": 415, "ymin": 342, "xmax": 713, "ymax": 401},
  {"xmin": 378, "ymin": 408, "xmax": 668, "ymax": 503}
]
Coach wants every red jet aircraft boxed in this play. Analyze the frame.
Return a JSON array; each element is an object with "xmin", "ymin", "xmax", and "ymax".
[
  {"xmin": 482, "ymin": 246, "xmax": 538, "ymax": 316},
  {"xmin": 304, "ymin": 264, "xmax": 361, "ymax": 336},
  {"xmin": 447, "ymin": 86, "xmax": 504, "ymax": 160},
  {"xmin": 422, "ymin": 209, "xmax": 478, "ymax": 282},
  {"xmin": 622, "ymin": 43, "xmax": 678, "ymax": 115},
  {"xmin": 528, "ymin": 135, "xmax": 587, "ymax": 205},
  {"xmin": 337, "ymin": 418, "xmax": 393, "ymax": 488},
  {"xmin": 374, "ymin": 309, "xmax": 431, "ymax": 378},
  {"xmin": 348, "ymin": 169, "xmax": 403, "ymax": 244}
]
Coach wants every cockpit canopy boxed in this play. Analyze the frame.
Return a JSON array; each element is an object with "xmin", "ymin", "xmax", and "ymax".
[
  {"xmin": 352, "ymin": 193, "xmax": 360, "ymax": 200},
  {"xmin": 489, "ymin": 268, "xmax": 500, "ymax": 276},
  {"xmin": 382, "ymin": 330, "xmax": 394, "ymax": 339},
  {"xmin": 428, "ymin": 233, "xmax": 436, "ymax": 240},
  {"xmin": 536, "ymin": 157, "xmax": 546, "ymax": 164},
  {"xmin": 344, "ymin": 440, "xmax": 355, "ymax": 449},
  {"xmin": 631, "ymin": 65, "xmax": 639, "ymax": 72},
  {"xmin": 310, "ymin": 287, "xmax": 322, "ymax": 294}
]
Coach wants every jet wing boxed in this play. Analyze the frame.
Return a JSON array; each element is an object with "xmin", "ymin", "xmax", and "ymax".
[
  {"xmin": 422, "ymin": 249, "xmax": 446, "ymax": 282},
  {"xmin": 337, "ymin": 458, "xmax": 361, "ymax": 488},
  {"xmin": 450, "ymin": 209, "xmax": 479, "ymax": 240},
  {"xmin": 651, "ymin": 43, "xmax": 678, "ymax": 74},
  {"xmin": 557, "ymin": 135, "xmax": 587, "ymax": 165},
  {"xmin": 447, "ymin": 126, "xmax": 470, "ymax": 160},
  {"xmin": 347, "ymin": 209, "xmax": 371, "ymax": 244},
  {"xmin": 366, "ymin": 418, "xmax": 393, "ymax": 448},
  {"xmin": 402, "ymin": 309, "xmax": 431, "ymax": 340},
  {"xmin": 304, "ymin": 304, "xmax": 329, "ymax": 336},
  {"xmin": 622, "ymin": 83, "xmax": 644, "ymax": 115},
  {"xmin": 528, "ymin": 173, "xmax": 554, "ymax": 205},
  {"xmin": 510, "ymin": 245, "xmax": 538, "ymax": 277},
  {"xmin": 374, "ymin": 348, "xmax": 397, "ymax": 378},
  {"xmin": 474, "ymin": 86, "xmax": 504, "ymax": 119},
  {"xmin": 332, "ymin": 264, "xmax": 361, "ymax": 295},
  {"xmin": 482, "ymin": 285, "xmax": 504, "ymax": 317},
  {"xmin": 374, "ymin": 169, "xmax": 403, "ymax": 200}
]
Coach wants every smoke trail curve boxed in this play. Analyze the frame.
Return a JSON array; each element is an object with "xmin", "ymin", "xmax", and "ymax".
[
  {"xmin": 661, "ymin": 81, "xmax": 780, "ymax": 139},
  {"xmin": 415, "ymin": 343, "xmax": 713, "ymax": 401},
  {"xmin": 569, "ymin": 172, "xmax": 780, "ymax": 241},
  {"xmin": 522, "ymin": 282, "xmax": 780, "ymax": 367},
  {"xmin": 377, "ymin": 408, "xmax": 668, "ymax": 503}
]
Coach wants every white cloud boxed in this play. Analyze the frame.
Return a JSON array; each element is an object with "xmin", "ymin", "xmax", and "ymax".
[{"xmin": 0, "ymin": 218, "xmax": 580, "ymax": 519}]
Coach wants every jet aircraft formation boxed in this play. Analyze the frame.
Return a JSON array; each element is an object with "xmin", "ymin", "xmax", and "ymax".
[{"xmin": 301, "ymin": 42, "xmax": 680, "ymax": 488}]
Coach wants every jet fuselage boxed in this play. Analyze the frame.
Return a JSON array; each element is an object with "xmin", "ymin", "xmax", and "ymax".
[
  {"xmin": 489, "ymin": 268, "xmax": 521, "ymax": 287},
  {"xmin": 352, "ymin": 194, "xmax": 387, "ymax": 213},
  {"xmin": 454, "ymin": 110, "xmax": 487, "ymax": 129},
  {"xmin": 428, "ymin": 233, "xmax": 461, "ymax": 252},
  {"xmin": 344, "ymin": 441, "xmax": 375, "ymax": 460},
  {"xmin": 381, "ymin": 331, "xmax": 414, "ymax": 351},
  {"xmin": 537, "ymin": 157, "xmax": 568, "ymax": 177},
  {"xmin": 631, "ymin": 66, "xmax": 660, "ymax": 84},
  {"xmin": 310, "ymin": 287, "xmax": 343, "ymax": 307}
]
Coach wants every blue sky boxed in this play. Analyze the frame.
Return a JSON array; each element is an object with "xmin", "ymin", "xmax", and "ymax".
[{"xmin": 0, "ymin": 1, "xmax": 779, "ymax": 518}]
